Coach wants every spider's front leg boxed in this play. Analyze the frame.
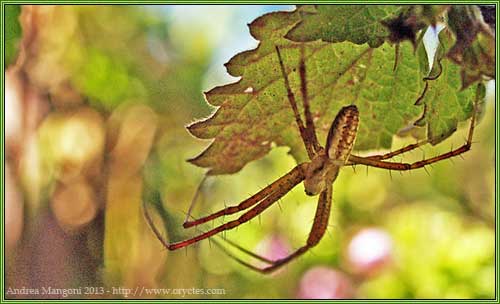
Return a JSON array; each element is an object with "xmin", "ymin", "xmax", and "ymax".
[
  {"xmin": 142, "ymin": 163, "xmax": 307, "ymax": 251},
  {"xmin": 298, "ymin": 45, "xmax": 321, "ymax": 152},
  {"xmin": 183, "ymin": 164, "xmax": 307, "ymax": 228},
  {"xmin": 275, "ymin": 45, "xmax": 322, "ymax": 158}
]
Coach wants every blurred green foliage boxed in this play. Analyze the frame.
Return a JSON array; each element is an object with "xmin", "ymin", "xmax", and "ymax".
[
  {"xmin": 5, "ymin": 5, "xmax": 21, "ymax": 66},
  {"xmin": 72, "ymin": 6, "xmax": 209, "ymax": 116}
]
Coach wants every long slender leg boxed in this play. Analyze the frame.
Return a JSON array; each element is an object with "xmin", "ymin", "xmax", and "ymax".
[
  {"xmin": 210, "ymin": 237, "xmax": 275, "ymax": 272},
  {"xmin": 188, "ymin": 226, "xmax": 276, "ymax": 264},
  {"xmin": 183, "ymin": 164, "xmax": 307, "ymax": 228},
  {"xmin": 276, "ymin": 46, "xmax": 315, "ymax": 159},
  {"xmin": 365, "ymin": 139, "xmax": 429, "ymax": 161},
  {"xmin": 183, "ymin": 175, "xmax": 208, "ymax": 226},
  {"xmin": 143, "ymin": 164, "xmax": 305, "ymax": 251},
  {"xmin": 349, "ymin": 146, "xmax": 468, "ymax": 170},
  {"xmin": 214, "ymin": 236, "xmax": 275, "ymax": 264},
  {"xmin": 259, "ymin": 183, "xmax": 333, "ymax": 273},
  {"xmin": 146, "ymin": 198, "xmax": 276, "ymax": 265},
  {"xmin": 299, "ymin": 45, "xmax": 321, "ymax": 152},
  {"xmin": 214, "ymin": 184, "xmax": 333, "ymax": 274},
  {"xmin": 349, "ymin": 93, "xmax": 479, "ymax": 170},
  {"xmin": 343, "ymin": 139, "xmax": 429, "ymax": 166}
]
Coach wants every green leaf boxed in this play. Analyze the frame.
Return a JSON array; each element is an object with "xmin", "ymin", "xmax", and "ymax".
[
  {"xmin": 446, "ymin": 5, "xmax": 495, "ymax": 88},
  {"xmin": 415, "ymin": 28, "xmax": 481, "ymax": 144},
  {"xmin": 188, "ymin": 8, "xmax": 481, "ymax": 175},
  {"xmin": 286, "ymin": 5, "xmax": 495, "ymax": 89},
  {"xmin": 286, "ymin": 5, "xmax": 403, "ymax": 48},
  {"xmin": 188, "ymin": 10, "xmax": 425, "ymax": 175}
]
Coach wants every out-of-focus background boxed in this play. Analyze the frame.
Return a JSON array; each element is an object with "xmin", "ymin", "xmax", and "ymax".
[{"xmin": 4, "ymin": 5, "xmax": 495, "ymax": 299}]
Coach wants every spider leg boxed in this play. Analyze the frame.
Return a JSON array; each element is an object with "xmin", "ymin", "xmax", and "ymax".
[
  {"xmin": 349, "ymin": 142, "xmax": 471, "ymax": 170},
  {"xmin": 183, "ymin": 175, "xmax": 208, "ymax": 226},
  {"xmin": 213, "ymin": 235, "xmax": 275, "ymax": 265},
  {"xmin": 345, "ymin": 139, "xmax": 429, "ymax": 164},
  {"xmin": 298, "ymin": 45, "xmax": 321, "ymax": 152},
  {"xmin": 183, "ymin": 164, "xmax": 307, "ymax": 228},
  {"xmin": 275, "ymin": 46, "xmax": 316, "ymax": 159},
  {"xmin": 143, "ymin": 165, "xmax": 305, "ymax": 251},
  {"xmin": 148, "ymin": 205, "xmax": 276, "ymax": 266},
  {"xmin": 212, "ymin": 184, "xmax": 333, "ymax": 274},
  {"xmin": 210, "ymin": 238, "xmax": 274, "ymax": 273},
  {"xmin": 367, "ymin": 140, "xmax": 428, "ymax": 160},
  {"xmin": 348, "ymin": 89, "xmax": 480, "ymax": 171}
]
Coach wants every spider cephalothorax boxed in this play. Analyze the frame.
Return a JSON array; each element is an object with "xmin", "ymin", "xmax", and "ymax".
[{"xmin": 304, "ymin": 105, "xmax": 359, "ymax": 196}]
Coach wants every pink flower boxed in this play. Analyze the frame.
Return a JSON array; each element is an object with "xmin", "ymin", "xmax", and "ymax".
[
  {"xmin": 347, "ymin": 228, "xmax": 393, "ymax": 275},
  {"xmin": 297, "ymin": 266, "xmax": 353, "ymax": 299}
]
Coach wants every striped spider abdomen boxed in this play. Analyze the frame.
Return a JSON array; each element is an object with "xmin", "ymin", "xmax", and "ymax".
[{"xmin": 325, "ymin": 105, "xmax": 360, "ymax": 164}]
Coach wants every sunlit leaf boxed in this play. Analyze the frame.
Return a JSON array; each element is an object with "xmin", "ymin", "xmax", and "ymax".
[
  {"xmin": 286, "ymin": 5, "xmax": 403, "ymax": 48},
  {"xmin": 193, "ymin": 10, "xmax": 419, "ymax": 174},
  {"xmin": 188, "ymin": 8, "xmax": 479, "ymax": 175},
  {"xmin": 415, "ymin": 28, "xmax": 483, "ymax": 144}
]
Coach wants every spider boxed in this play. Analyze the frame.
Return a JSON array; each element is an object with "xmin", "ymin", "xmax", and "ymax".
[{"xmin": 144, "ymin": 45, "xmax": 480, "ymax": 274}]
